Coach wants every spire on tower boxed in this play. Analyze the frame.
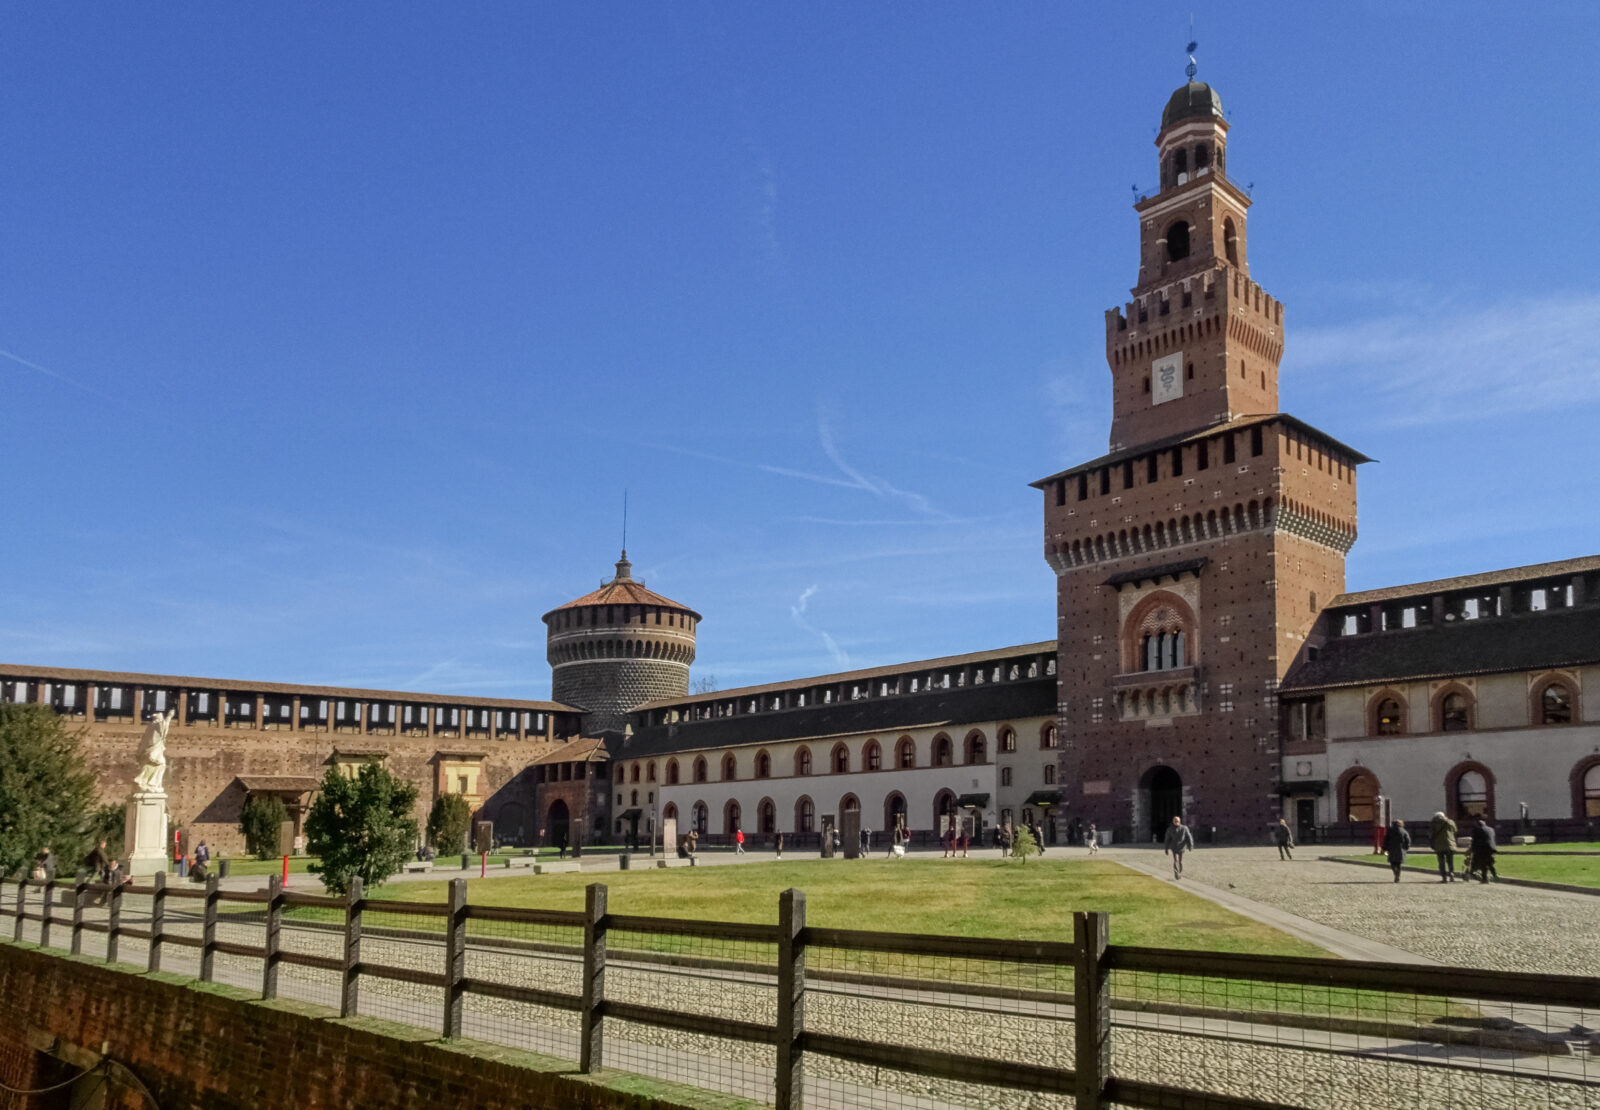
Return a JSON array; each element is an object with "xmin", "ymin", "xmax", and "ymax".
[{"xmin": 1185, "ymin": 19, "xmax": 1198, "ymax": 82}]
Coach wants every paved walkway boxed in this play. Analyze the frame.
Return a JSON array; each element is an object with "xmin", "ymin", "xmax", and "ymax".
[{"xmin": 1096, "ymin": 845, "xmax": 1600, "ymax": 977}]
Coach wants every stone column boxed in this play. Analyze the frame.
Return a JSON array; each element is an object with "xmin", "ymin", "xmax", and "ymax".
[{"xmin": 86, "ymin": 685, "xmax": 97, "ymax": 724}]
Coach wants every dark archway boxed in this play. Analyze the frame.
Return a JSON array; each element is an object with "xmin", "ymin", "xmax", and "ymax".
[
  {"xmin": 546, "ymin": 799, "xmax": 570, "ymax": 850},
  {"xmin": 884, "ymin": 792, "xmax": 908, "ymax": 835},
  {"xmin": 1141, "ymin": 765, "xmax": 1183, "ymax": 842}
]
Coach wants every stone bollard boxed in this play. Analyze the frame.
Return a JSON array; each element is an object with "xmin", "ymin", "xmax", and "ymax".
[
  {"xmin": 460, "ymin": 853, "xmax": 470, "ymax": 871},
  {"xmin": 619, "ymin": 853, "xmax": 630, "ymax": 871},
  {"xmin": 218, "ymin": 858, "xmax": 231, "ymax": 879}
]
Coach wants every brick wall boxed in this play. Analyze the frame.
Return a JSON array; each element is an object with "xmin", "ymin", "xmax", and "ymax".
[
  {"xmin": 553, "ymin": 661, "xmax": 689, "ymax": 735},
  {"xmin": 0, "ymin": 943, "xmax": 708, "ymax": 1110}
]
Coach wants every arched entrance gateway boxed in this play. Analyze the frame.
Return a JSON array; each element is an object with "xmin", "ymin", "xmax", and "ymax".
[
  {"xmin": 1141, "ymin": 766, "xmax": 1183, "ymax": 842},
  {"xmin": 546, "ymin": 799, "xmax": 570, "ymax": 850}
]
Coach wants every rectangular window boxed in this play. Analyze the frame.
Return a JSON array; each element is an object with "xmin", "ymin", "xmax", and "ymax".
[
  {"xmin": 1077, "ymin": 474, "xmax": 1088, "ymax": 501},
  {"xmin": 1197, "ymin": 440, "xmax": 1209, "ymax": 470},
  {"xmin": 1146, "ymin": 455, "xmax": 1158, "ymax": 483},
  {"xmin": 1122, "ymin": 461, "xmax": 1134, "ymax": 489},
  {"xmin": 1055, "ymin": 480, "xmax": 1066, "ymax": 506},
  {"xmin": 1001, "ymin": 767, "xmax": 1013, "ymax": 786},
  {"xmin": 1250, "ymin": 426, "xmax": 1264, "ymax": 456},
  {"xmin": 1098, "ymin": 469, "xmax": 1110, "ymax": 496},
  {"xmin": 1223, "ymin": 434, "xmax": 1237, "ymax": 464},
  {"xmin": 1171, "ymin": 447, "xmax": 1183, "ymax": 476},
  {"xmin": 1043, "ymin": 764, "xmax": 1056, "ymax": 785}
]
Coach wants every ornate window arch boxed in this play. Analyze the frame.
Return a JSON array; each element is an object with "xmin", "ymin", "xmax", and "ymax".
[
  {"xmin": 724, "ymin": 798, "xmax": 742, "ymax": 835},
  {"xmin": 863, "ymin": 739, "xmax": 882, "ymax": 772},
  {"xmin": 932, "ymin": 734, "xmax": 953, "ymax": 767},
  {"xmin": 1531, "ymin": 674, "xmax": 1578, "ymax": 726},
  {"xmin": 665, "ymin": 758, "xmax": 680, "ymax": 785},
  {"xmin": 932, "ymin": 789, "xmax": 957, "ymax": 832},
  {"xmin": 1432, "ymin": 684, "xmax": 1475, "ymax": 732},
  {"xmin": 646, "ymin": 761, "xmax": 657, "ymax": 783},
  {"xmin": 1122, "ymin": 591, "xmax": 1198, "ymax": 673},
  {"xmin": 757, "ymin": 797, "xmax": 776, "ymax": 835},
  {"xmin": 831, "ymin": 742, "xmax": 850, "ymax": 774},
  {"xmin": 1039, "ymin": 723, "xmax": 1059, "ymax": 750},
  {"xmin": 662, "ymin": 801, "xmax": 678, "ymax": 822},
  {"xmin": 630, "ymin": 763, "xmax": 640, "ymax": 783},
  {"xmin": 840, "ymin": 793, "xmax": 860, "ymax": 816},
  {"xmin": 692, "ymin": 756, "xmax": 708, "ymax": 784},
  {"xmin": 999, "ymin": 727, "xmax": 1017, "ymax": 753},
  {"xmin": 755, "ymin": 750, "xmax": 772, "ymax": 779},
  {"xmin": 1446, "ymin": 761, "xmax": 1495, "ymax": 822},
  {"xmin": 794, "ymin": 746, "xmax": 813, "ymax": 776},
  {"xmin": 883, "ymin": 792, "xmax": 908, "ymax": 835},
  {"xmin": 722, "ymin": 752, "xmax": 739, "ymax": 781},
  {"xmin": 692, "ymin": 801, "xmax": 708, "ymax": 834},
  {"xmin": 896, "ymin": 736, "xmax": 916, "ymax": 769},
  {"xmin": 795, "ymin": 795, "xmax": 815, "ymax": 833},
  {"xmin": 1337, "ymin": 767, "xmax": 1380, "ymax": 823},
  {"xmin": 1368, "ymin": 690, "xmax": 1407, "ymax": 737}
]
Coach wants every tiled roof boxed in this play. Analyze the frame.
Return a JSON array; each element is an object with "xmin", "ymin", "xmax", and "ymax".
[
  {"xmin": 632, "ymin": 642, "xmax": 1056, "ymax": 712},
  {"xmin": 531, "ymin": 737, "xmax": 610, "ymax": 765},
  {"xmin": 234, "ymin": 776, "xmax": 320, "ymax": 794},
  {"xmin": 542, "ymin": 553, "xmax": 700, "ymax": 619},
  {"xmin": 1329, "ymin": 555, "xmax": 1600, "ymax": 608},
  {"xmin": 1104, "ymin": 558, "xmax": 1208, "ymax": 588},
  {"xmin": 1281, "ymin": 606, "xmax": 1600, "ymax": 692},
  {"xmin": 0, "ymin": 663, "xmax": 573, "ymax": 712},
  {"xmin": 1030, "ymin": 413, "xmax": 1371, "ymax": 489},
  {"xmin": 618, "ymin": 678, "xmax": 1055, "ymax": 760}
]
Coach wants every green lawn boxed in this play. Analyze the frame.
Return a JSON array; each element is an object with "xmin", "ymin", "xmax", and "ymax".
[
  {"xmin": 370, "ymin": 857, "xmax": 1326, "ymax": 957},
  {"xmin": 1337, "ymin": 853, "xmax": 1600, "ymax": 888}
]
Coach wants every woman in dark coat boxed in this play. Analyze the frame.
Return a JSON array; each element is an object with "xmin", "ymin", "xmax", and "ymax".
[{"xmin": 1382, "ymin": 819, "xmax": 1411, "ymax": 883}]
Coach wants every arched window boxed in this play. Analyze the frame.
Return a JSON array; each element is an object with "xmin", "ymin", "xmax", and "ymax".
[
  {"xmin": 1165, "ymin": 219, "xmax": 1190, "ymax": 262},
  {"xmin": 693, "ymin": 757, "xmax": 708, "ymax": 784},
  {"xmin": 665, "ymin": 759, "xmax": 680, "ymax": 785},
  {"xmin": 758, "ymin": 798, "xmax": 776, "ymax": 835},
  {"xmin": 933, "ymin": 735, "xmax": 953, "ymax": 767},
  {"xmin": 1456, "ymin": 771, "xmax": 1489, "ymax": 819},
  {"xmin": 832, "ymin": 743, "xmax": 850, "ymax": 774},
  {"xmin": 795, "ymin": 746, "xmax": 813, "ymax": 776},
  {"xmin": 897, "ymin": 737, "xmax": 916, "ymax": 768},
  {"xmin": 1040, "ymin": 724, "xmax": 1058, "ymax": 750},
  {"xmin": 646, "ymin": 761, "xmax": 657, "ymax": 783},
  {"xmin": 614, "ymin": 763, "xmax": 624, "ymax": 783},
  {"xmin": 1537, "ymin": 681, "xmax": 1574, "ymax": 725},
  {"xmin": 796, "ymin": 796, "xmax": 815, "ymax": 833},
  {"xmin": 630, "ymin": 764, "xmax": 640, "ymax": 783},
  {"xmin": 1438, "ymin": 689, "xmax": 1474, "ymax": 732},
  {"xmin": 663, "ymin": 801, "xmax": 678, "ymax": 822},
  {"xmin": 841, "ymin": 794, "xmax": 860, "ymax": 815},
  {"xmin": 724, "ymin": 799, "xmax": 741, "ymax": 835},
  {"xmin": 1372, "ymin": 694, "xmax": 1406, "ymax": 736},
  {"xmin": 1126, "ymin": 592, "xmax": 1196, "ymax": 674},
  {"xmin": 884, "ymin": 792, "xmax": 907, "ymax": 835},
  {"xmin": 755, "ymin": 750, "xmax": 771, "ymax": 779},
  {"xmin": 965, "ymin": 731, "xmax": 986, "ymax": 765},
  {"xmin": 1223, "ymin": 217, "xmax": 1239, "ymax": 266},
  {"xmin": 722, "ymin": 753, "xmax": 738, "ymax": 781},
  {"xmin": 1342, "ymin": 770, "xmax": 1379, "ymax": 823},
  {"xmin": 692, "ymin": 801, "xmax": 708, "ymax": 835},
  {"xmin": 864, "ymin": 740, "xmax": 882, "ymax": 772},
  {"xmin": 1583, "ymin": 764, "xmax": 1600, "ymax": 818},
  {"xmin": 999, "ymin": 727, "xmax": 1017, "ymax": 753}
]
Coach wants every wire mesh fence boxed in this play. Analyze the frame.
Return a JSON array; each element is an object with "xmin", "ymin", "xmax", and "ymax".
[{"xmin": 4, "ymin": 873, "xmax": 1599, "ymax": 1110}]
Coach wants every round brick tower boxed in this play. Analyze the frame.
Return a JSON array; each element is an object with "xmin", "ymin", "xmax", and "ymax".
[{"xmin": 543, "ymin": 552, "xmax": 700, "ymax": 735}]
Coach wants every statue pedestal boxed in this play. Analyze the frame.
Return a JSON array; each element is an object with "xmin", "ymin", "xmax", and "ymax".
[{"xmin": 126, "ymin": 789, "xmax": 169, "ymax": 877}]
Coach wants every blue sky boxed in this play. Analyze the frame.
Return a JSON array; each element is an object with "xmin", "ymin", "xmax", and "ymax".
[{"xmin": 3, "ymin": 4, "xmax": 1596, "ymax": 700}]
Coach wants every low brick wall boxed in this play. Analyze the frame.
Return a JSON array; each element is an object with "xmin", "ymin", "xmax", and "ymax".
[{"xmin": 0, "ymin": 943, "xmax": 737, "ymax": 1110}]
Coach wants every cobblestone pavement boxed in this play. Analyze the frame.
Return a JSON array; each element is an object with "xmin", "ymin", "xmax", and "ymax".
[{"xmin": 1097, "ymin": 845, "xmax": 1600, "ymax": 977}]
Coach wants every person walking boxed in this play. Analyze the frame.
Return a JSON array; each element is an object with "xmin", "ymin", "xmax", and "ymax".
[
  {"xmin": 775, "ymin": 832, "xmax": 784, "ymax": 860},
  {"xmin": 85, "ymin": 840, "xmax": 111, "ymax": 904},
  {"xmin": 1163, "ymin": 815, "xmax": 1194, "ymax": 880},
  {"xmin": 1272, "ymin": 819, "xmax": 1294, "ymax": 861},
  {"xmin": 1383, "ymin": 819, "xmax": 1411, "ymax": 882},
  {"xmin": 860, "ymin": 826, "xmax": 871, "ymax": 857},
  {"xmin": 735, "ymin": 827, "xmax": 746, "ymax": 855},
  {"xmin": 1429, "ymin": 811, "xmax": 1457, "ymax": 882},
  {"xmin": 1030, "ymin": 821, "xmax": 1045, "ymax": 856},
  {"xmin": 998, "ymin": 823, "xmax": 1013, "ymax": 856},
  {"xmin": 1085, "ymin": 823, "xmax": 1099, "ymax": 855},
  {"xmin": 1469, "ymin": 817, "xmax": 1497, "ymax": 884}
]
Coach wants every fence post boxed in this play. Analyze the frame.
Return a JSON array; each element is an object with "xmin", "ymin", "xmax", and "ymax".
[
  {"xmin": 775, "ymin": 888, "xmax": 807, "ymax": 1110},
  {"xmin": 341, "ymin": 876, "xmax": 363, "ymax": 1018},
  {"xmin": 11, "ymin": 879, "xmax": 23, "ymax": 942},
  {"xmin": 71, "ymin": 877, "xmax": 88, "ymax": 956},
  {"xmin": 40, "ymin": 875, "xmax": 55, "ymax": 948},
  {"xmin": 580, "ymin": 882, "xmax": 608, "ymax": 1073},
  {"xmin": 262, "ymin": 875, "xmax": 282, "ymax": 999},
  {"xmin": 200, "ymin": 873, "xmax": 221, "ymax": 981},
  {"xmin": 1073, "ymin": 911, "xmax": 1110, "ymax": 1110},
  {"xmin": 148, "ymin": 871, "xmax": 167, "ymax": 973},
  {"xmin": 106, "ymin": 878, "xmax": 122, "ymax": 964},
  {"xmin": 442, "ymin": 878, "xmax": 467, "ymax": 1038}
]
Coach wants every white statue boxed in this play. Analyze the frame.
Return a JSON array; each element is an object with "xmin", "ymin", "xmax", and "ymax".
[{"xmin": 133, "ymin": 709, "xmax": 173, "ymax": 792}]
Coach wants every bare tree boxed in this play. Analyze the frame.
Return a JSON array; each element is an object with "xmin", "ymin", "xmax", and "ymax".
[{"xmin": 690, "ymin": 674, "xmax": 720, "ymax": 695}]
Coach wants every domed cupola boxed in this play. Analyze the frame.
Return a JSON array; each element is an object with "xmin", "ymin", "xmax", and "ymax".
[
  {"xmin": 542, "ymin": 552, "xmax": 701, "ymax": 734},
  {"xmin": 1161, "ymin": 81, "xmax": 1224, "ymax": 130}
]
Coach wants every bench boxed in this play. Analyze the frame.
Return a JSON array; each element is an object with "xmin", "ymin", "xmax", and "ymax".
[
  {"xmin": 402, "ymin": 861, "xmax": 434, "ymax": 874},
  {"xmin": 534, "ymin": 862, "xmax": 580, "ymax": 875},
  {"xmin": 1509, "ymin": 835, "xmax": 1537, "ymax": 846},
  {"xmin": 506, "ymin": 856, "xmax": 539, "ymax": 868}
]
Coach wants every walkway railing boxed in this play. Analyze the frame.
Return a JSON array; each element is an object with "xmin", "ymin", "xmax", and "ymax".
[{"xmin": 5, "ymin": 873, "xmax": 1598, "ymax": 1110}]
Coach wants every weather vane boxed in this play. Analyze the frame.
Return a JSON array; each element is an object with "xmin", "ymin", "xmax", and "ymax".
[{"xmin": 1186, "ymin": 16, "xmax": 1198, "ymax": 82}]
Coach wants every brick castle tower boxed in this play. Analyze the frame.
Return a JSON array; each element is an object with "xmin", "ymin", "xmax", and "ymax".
[
  {"xmin": 543, "ymin": 552, "xmax": 700, "ymax": 735},
  {"xmin": 1033, "ymin": 76, "xmax": 1367, "ymax": 840}
]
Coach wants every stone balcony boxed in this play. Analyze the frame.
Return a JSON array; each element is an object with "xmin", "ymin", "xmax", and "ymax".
[{"xmin": 1109, "ymin": 665, "xmax": 1202, "ymax": 722}]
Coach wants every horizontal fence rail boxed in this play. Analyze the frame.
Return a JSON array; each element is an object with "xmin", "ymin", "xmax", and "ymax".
[{"xmin": 4, "ymin": 872, "xmax": 1598, "ymax": 1110}]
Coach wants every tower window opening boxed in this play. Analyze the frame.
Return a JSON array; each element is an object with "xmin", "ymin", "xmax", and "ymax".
[
  {"xmin": 1250, "ymin": 426, "xmax": 1264, "ymax": 456},
  {"xmin": 1186, "ymin": 361, "xmax": 1194, "ymax": 380},
  {"xmin": 1143, "ymin": 375, "xmax": 1150, "ymax": 394},
  {"xmin": 1146, "ymin": 455, "xmax": 1158, "ymax": 483},
  {"xmin": 1099, "ymin": 469, "xmax": 1110, "ymax": 496},
  {"xmin": 1122, "ymin": 461, "xmax": 1134, "ymax": 490},
  {"xmin": 1165, "ymin": 220, "xmax": 1191, "ymax": 262},
  {"xmin": 1223, "ymin": 434, "xmax": 1236, "ymax": 464},
  {"xmin": 1077, "ymin": 474, "xmax": 1088, "ymax": 501},
  {"xmin": 1159, "ymin": 298, "xmax": 1170, "ymax": 316},
  {"xmin": 1197, "ymin": 440, "xmax": 1209, "ymax": 470},
  {"xmin": 1171, "ymin": 447, "xmax": 1183, "ymax": 477},
  {"xmin": 1182, "ymin": 288, "xmax": 1193, "ymax": 308},
  {"xmin": 1195, "ymin": 144, "xmax": 1210, "ymax": 170},
  {"xmin": 1055, "ymin": 479, "xmax": 1065, "ymax": 507},
  {"xmin": 1224, "ymin": 217, "xmax": 1239, "ymax": 266}
]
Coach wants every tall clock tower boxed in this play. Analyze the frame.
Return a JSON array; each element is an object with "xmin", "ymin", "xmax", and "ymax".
[{"xmin": 1033, "ymin": 77, "xmax": 1369, "ymax": 840}]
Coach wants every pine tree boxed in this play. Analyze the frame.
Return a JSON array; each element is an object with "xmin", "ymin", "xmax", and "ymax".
[{"xmin": 304, "ymin": 763, "xmax": 419, "ymax": 894}]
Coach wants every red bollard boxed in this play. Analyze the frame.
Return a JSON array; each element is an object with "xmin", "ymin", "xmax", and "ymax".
[
  {"xmin": 282, "ymin": 855, "xmax": 289, "ymax": 887},
  {"xmin": 480, "ymin": 851, "xmax": 487, "ymax": 878}
]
